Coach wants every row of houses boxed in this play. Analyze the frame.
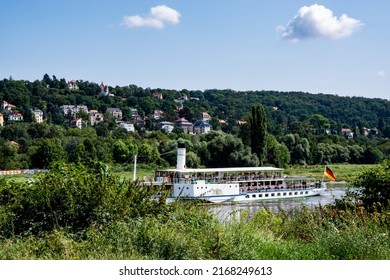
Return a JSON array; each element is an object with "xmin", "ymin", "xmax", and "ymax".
[
  {"xmin": 1, "ymin": 101, "xmax": 44, "ymax": 125},
  {"xmin": 67, "ymin": 80, "xmax": 113, "ymax": 96},
  {"xmin": 59, "ymin": 105, "xmax": 135, "ymax": 131},
  {"xmin": 1, "ymin": 99, "xmax": 380, "ymax": 138},
  {"xmin": 156, "ymin": 118, "xmax": 212, "ymax": 134}
]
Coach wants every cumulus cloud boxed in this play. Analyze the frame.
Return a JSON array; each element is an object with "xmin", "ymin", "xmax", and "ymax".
[
  {"xmin": 122, "ymin": 5, "xmax": 181, "ymax": 29},
  {"xmin": 277, "ymin": 4, "xmax": 363, "ymax": 41},
  {"xmin": 377, "ymin": 71, "xmax": 386, "ymax": 78}
]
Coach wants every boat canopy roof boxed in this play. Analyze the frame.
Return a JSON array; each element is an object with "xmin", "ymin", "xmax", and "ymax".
[{"xmin": 156, "ymin": 166, "xmax": 283, "ymax": 173}]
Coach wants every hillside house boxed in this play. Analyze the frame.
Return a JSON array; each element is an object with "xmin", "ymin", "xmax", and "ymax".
[
  {"xmin": 88, "ymin": 110, "xmax": 104, "ymax": 126},
  {"xmin": 60, "ymin": 105, "xmax": 89, "ymax": 117},
  {"xmin": 70, "ymin": 118, "xmax": 83, "ymax": 129},
  {"xmin": 130, "ymin": 108, "xmax": 139, "ymax": 119},
  {"xmin": 341, "ymin": 128, "xmax": 354, "ymax": 139},
  {"xmin": 193, "ymin": 120, "xmax": 212, "ymax": 134},
  {"xmin": 175, "ymin": 117, "xmax": 193, "ymax": 133},
  {"xmin": 157, "ymin": 121, "xmax": 174, "ymax": 133},
  {"xmin": 67, "ymin": 80, "xmax": 79, "ymax": 90},
  {"xmin": 200, "ymin": 112, "xmax": 211, "ymax": 121},
  {"xmin": 119, "ymin": 122, "xmax": 135, "ymax": 132},
  {"xmin": 150, "ymin": 109, "xmax": 164, "ymax": 120},
  {"xmin": 8, "ymin": 111, "xmax": 24, "ymax": 122},
  {"xmin": 152, "ymin": 92, "xmax": 163, "ymax": 100},
  {"xmin": 236, "ymin": 119, "xmax": 247, "ymax": 126},
  {"xmin": 2, "ymin": 101, "xmax": 16, "ymax": 111},
  {"xmin": 99, "ymin": 82, "xmax": 110, "ymax": 96},
  {"xmin": 31, "ymin": 109, "xmax": 44, "ymax": 123},
  {"xmin": 106, "ymin": 108, "xmax": 122, "ymax": 121}
]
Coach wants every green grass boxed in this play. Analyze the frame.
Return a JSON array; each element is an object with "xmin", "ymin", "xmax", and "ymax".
[
  {"xmin": 284, "ymin": 164, "xmax": 374, "ymax": 182},
  {"xmin": 1, "ymin": 204, "xmax": 389, "ymax": 260},
  {"xmin": 0, "ymin": 174, "xmax": 34, "ymax": 184}
]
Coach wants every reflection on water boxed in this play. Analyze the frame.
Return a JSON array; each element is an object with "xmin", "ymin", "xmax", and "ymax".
[{"xmin": 209, "ymin": 187, "xmax": 348, "ymax": 222}]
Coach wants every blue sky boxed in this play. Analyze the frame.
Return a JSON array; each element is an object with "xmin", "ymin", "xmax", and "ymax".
[{"xmin": 1, "ymin": 0, "xmax": 389, "ymax": 99}]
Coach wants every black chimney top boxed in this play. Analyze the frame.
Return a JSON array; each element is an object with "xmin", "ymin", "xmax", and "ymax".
[{"xmin": 178, "ymin": 142, "xmax": 186, "ymax": 149}]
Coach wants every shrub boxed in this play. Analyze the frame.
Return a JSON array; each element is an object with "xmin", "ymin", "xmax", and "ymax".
[{"xmin": 0, "ymin": 162, "xmax": 170, "ymax": 238}]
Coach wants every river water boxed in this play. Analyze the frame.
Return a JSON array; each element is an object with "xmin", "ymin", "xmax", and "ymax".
[{"xmin": 209, "ymin": 185, "xmax": 348, "ymax": 222}]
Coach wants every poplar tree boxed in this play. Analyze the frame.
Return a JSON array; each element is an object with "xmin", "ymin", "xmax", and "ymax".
[{"xmin": 250, "ymin": 104, "xmax": 267, "ymax": 165}]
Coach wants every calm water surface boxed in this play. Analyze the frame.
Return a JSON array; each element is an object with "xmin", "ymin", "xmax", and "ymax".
[{"xmin": 209, "ymin": 186, "xmax": 348, "ymax": 222}]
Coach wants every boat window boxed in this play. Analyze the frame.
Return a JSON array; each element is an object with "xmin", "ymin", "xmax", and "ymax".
[
  {"xmin": 289, "ymin": 192, "xmax": 292, "ymax": 195},
  {"xmin": 265, "ymin": 194, "xmax": 269, "ymax": 197},
  {"xmin": 246, "ymin": 195, "xmax": 249, "ymax": 198},
  {"xmin": 271, "ymin": 193, "xmax": 275, "ymax": 197},
  {"xmin": 283, "ymin": 193, "xmax": 287, "ymax": 196},
  {"xmin": 277, "ymin": 193, "xmax": 281, "ymax": 196},
  {"xmin": 252, "ymin": 194, "xmax": 256, "ymax": 198},
  {"xmin": 305, "ymin": 191, "xmax": 308, "ymax": 194},
  {"xmin": 300, "ymin": 191, "xmax": 303, "ymax": 195},
  {"xmin": 294, "ymin": 192, "xmax": 298, "ymax": 195},
  {"xmin": 259, "ymin": 194, "xmax": 262, "ymax": 197}
]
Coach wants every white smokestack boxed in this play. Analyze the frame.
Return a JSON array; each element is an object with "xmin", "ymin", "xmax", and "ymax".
[{"xmin": 176, "ymin": 143, "xmax": 186, "ymax": 170}]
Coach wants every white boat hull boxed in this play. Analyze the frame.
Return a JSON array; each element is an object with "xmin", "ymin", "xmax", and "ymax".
[{"xmin": 166, "ymin": 187, "xmax": 326, "ymax": 204}]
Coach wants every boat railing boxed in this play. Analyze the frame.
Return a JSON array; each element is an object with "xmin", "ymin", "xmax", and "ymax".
[
  {"xmin": 192, "ymin": 175, "xmax": 284, "ymax": 183},
  {"xmin": 239, "ymin": 184, "xmax": 313, "ymax": 193}
]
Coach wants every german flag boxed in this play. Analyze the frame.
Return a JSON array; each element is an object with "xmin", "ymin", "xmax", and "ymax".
[{"xmin": 324, "ymin": 166, "xmax": 336, "ymax": 181}]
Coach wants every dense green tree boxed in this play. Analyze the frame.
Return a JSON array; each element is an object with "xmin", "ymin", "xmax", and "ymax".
[
  {"xmin": 31, "ymin": 139, "xmax": 66, "ymax": 168},
  {"xmin": 249, "ymin": 104, "xmax": 267, "ymax": 165},
  {"xmin": 362, "ymin": 147, "xmax": 384, "ymax": 164},
  {"xmin": 352, "ymin": 160, "xmax": 390, "ymax": 209},
  {"xmin": 185, "ymin": 151, "xmax": 201, "ymax": 168},
  {"xmin": 309, "ymin": 114, "xmax": 330, "ymax": 134},
  {"xmin": 266, "ymin": 135, "xmax": 290, "ymax": 167},
  {"xmin": 112, "ymin": 140, "xmax": 130, "ymax": 163},
  {"xmin": 348, "ymin": 145, "xmax": 364, "ymax": 164}
]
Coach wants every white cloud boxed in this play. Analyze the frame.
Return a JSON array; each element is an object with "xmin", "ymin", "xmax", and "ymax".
[
  {"xmin": 277, "ymin": 4, "xmax": 363, "ymax": 41},
  {"xmin": 122, "ymin": 5, "xmax": 181, "ymax": 29},
  {"xmin": 377, "ymin": 71, "xmax": 386, "ymax": 78}
]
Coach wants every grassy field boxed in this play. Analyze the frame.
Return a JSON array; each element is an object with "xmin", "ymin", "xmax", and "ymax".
[{"xmin": 283, "ymin": 164, "xmax": 374, "ymax": 182}]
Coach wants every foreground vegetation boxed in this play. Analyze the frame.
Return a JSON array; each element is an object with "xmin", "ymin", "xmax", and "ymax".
[{"xmin": 1, "ymin": 161, "xmax": 390, "ymax": 260}]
